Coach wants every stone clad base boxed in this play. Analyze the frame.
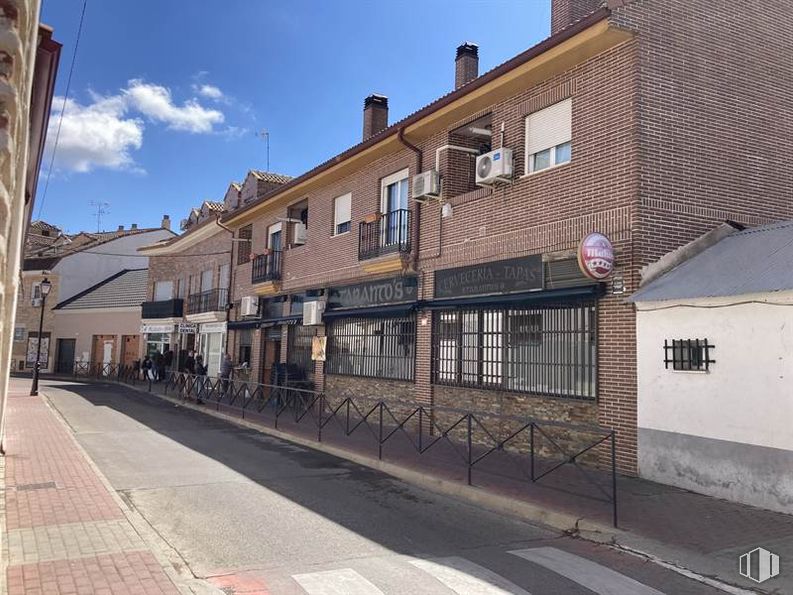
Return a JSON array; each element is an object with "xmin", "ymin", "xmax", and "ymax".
[{"xmin": 638, "ymin": 427, "xmax": 793, "ymax": 515}]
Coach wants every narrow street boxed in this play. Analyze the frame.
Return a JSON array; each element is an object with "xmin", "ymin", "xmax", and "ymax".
[{"xmin": 38, "ymin": 379, "xmax": 726, "ymax": 595}]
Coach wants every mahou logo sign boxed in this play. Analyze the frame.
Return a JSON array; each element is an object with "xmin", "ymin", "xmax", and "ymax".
[{"xmin": 578, "ymin": 233, "xmax": 614, "ymax": 280}]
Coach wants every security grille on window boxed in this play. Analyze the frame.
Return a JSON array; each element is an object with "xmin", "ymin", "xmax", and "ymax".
[
  {"xmin": 525, "ymin": 98, "xmax": 572, "ymax": 174},
  {"xmin": 237, "ymin": 225, "xmax": 252, "ymax": 264},
  {"xmin": 664, "ymin": 339, "xmax": 715, "ymax": 371},
  {"xmin": 327, "ymin": 315, "xmax": 416, "ymax": 381},
  {"xmin": 432, "ymin": 301, "xmax": 596, "ymax": 399},
  {"xmin": 333, "ymin": 193, "xmax": 351, "ymax": 235},
  {"xmin": 288, "ymin": 325, "xmax": 316, "ymax": 378}
]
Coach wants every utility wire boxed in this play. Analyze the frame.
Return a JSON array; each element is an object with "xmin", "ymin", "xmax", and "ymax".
[{"xmin": 36, "ymin": 0, "xmax": 88, "ymax": 220}]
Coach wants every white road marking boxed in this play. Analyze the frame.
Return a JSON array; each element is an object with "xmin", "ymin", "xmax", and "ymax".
[
  {"xmin": 410, "ymin": 556, "xmax": 532, "ymax": 594},
  {"xmin": 509, "ymin": 547, "xmax": 665, "ymax": 595},
  {"xmin": 292, "ymin": 568, "xmax": 384, "ymax": 595}
]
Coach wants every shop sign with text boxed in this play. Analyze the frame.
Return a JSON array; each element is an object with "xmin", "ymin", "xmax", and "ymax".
[
  {"xmin": 328, "ymin": 276, "xmax": 418, "ymax": 309},
  {"xmin": 435, "ymin": 255, "xmax": 543, "ymax": 299},
  {"xmin": 578, "ymin": 233, "xmax": 615, "ymax": 280}
]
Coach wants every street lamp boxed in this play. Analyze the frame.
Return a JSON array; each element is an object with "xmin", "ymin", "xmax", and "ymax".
[{"xmin": 30, "ymin": 277, "xmax": 52, "ymax": 396}]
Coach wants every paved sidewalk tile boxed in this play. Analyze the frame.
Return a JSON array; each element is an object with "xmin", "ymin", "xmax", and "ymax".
[{"xmin": 3, "ymin": 386, "xmax": 181, "ymax": 595}]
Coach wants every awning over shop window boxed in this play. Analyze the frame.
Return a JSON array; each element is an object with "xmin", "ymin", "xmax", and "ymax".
[
  {"xmin": 323, "ymin": 303, "xmax": 417, "ymax": 320},
  {"xmin": 227, "ymin": 320, "xmax": 259, "ymax": 330},
  {"xmin": 420, "ymin": 284, "xmax": 603, "ymax": 310}
]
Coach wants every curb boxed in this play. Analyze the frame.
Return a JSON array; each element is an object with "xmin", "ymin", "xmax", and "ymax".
[
  {"xmin": 39, "ymin": 388, "xmax": 224, "ymax": 595},
  {"xmin": 118, "ymin": 380, "xmax": 624, "ymax": 541}
]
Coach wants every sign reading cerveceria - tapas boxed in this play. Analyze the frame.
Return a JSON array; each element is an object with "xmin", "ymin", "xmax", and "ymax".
[
  {"xmin": 328, "ymin": 276, "xmax": 418, "ymax": 309},
  {"xmin": 435, "ymin": 255, "xmax": 543, "ymax": 299}
]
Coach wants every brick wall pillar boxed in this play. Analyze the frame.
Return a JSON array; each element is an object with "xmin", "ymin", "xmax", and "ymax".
[
  {"xmin": 551, "ymin": 0, "xmax": 602, "ymax": 35},
  {"xmin": 414, "ymin": 309, "xmax": 434, "ymax": 433}
]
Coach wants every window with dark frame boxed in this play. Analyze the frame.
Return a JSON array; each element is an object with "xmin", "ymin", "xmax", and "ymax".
[
  {"xmin": 326, "ymin": 315, "xmax": 416, "ymax": 381},
  {"xmin": 287, "ymin": 325, "xmax": 316, "ymax": 378},
  {"xmin": 238, "ymin": 329, "xmax": 252, "ymax": 366},
  {"xmin": 237, "ymin": 225, "xmax": 252, "ymax": 264},
  {"xmin": 432, "ymin": 301, "xmax": 597, "ymax": 400},
  {"xmin": 664, "ymin": 339, "xmax": 715, "ymax": 371}
]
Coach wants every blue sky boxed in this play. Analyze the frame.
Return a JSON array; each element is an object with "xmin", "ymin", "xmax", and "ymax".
[{"xmin": 39, "ymin": 0, "xmax": 550, "ymax": 234}]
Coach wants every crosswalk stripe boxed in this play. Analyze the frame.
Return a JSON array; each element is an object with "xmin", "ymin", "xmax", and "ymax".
[
  {"xmin": 292, "ymin": 568, "xmax": 384, "ymax": 595},
  {"xmin": 509, "ymin": 547, "xmax": 665, "ymax": 595},
  {"xmin": 410, "ymin": 556, "xmax": 532, "ymax": 594}
]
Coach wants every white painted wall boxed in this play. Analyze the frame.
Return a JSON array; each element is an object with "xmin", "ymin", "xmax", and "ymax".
[
  {"xmin": 54, "ymin": 229, "xmax": 173, "ymax": 302},
  {"xmin": 636, "ymin": 291, "xmax": 793, "ymax": 452}
]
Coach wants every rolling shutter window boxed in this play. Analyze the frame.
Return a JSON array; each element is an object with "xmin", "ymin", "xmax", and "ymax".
[
  {"xmin": 525, "ymin": 98, "xmax": 572, "ymax": 156},
  {"xmin": 334, "ymin": 193, "xmax": 351, "ymax": 233}
]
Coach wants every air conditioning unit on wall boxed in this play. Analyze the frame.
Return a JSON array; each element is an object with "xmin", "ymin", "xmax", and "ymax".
[
  {"xmin": 476, "ymin": 148, "xmax": 513, "ymax": 186},
  {"xmin": 240, "ymin": 295, "xmax": 258, "ymax": 317},
  {"xmin": 303, "ymin": 300, "xmax": 325, "ymax": 325},
  {"xmin": 412, "ymin": 170, "xmax": 440, "ymax": 202}
]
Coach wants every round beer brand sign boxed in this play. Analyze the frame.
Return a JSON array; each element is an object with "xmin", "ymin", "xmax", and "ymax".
[{"xmin": 577, "ymin": 233, "xmax": 614, "ymax": 280}]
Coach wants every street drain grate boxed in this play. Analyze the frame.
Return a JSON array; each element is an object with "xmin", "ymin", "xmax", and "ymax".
[{"xmin": 15, "ymin": 481, "xmax": 57, "ymax": 491}]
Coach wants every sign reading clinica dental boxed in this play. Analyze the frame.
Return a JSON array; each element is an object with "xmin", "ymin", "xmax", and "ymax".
[
  {"xmin": 435, "ymin": 255, "xmax": 543, "ymax": 299},
  {"xmin": 328, "ymin": 276, "xmax": 418, "ymax": 309}
]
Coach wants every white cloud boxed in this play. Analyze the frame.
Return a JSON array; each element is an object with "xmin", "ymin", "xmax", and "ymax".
[
  {"xmin": 48, "ymin": 95, "xmax": 144, "ymax": 173},
  {"xmin": 49, "ymin": 79, "xmax": 228, "ymax": 172},
  {"xmin": 124, "ymin": 79, "xmax": 224, "ymax": 133},
  {"xmin": 195, "ymin": 84, "xmax": 224, "ymax": 101}
]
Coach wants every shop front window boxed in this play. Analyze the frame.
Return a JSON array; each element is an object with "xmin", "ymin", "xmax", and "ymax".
[
  {"xmin": 327, "ymin": 315, "xmax": 416, "ymax": 381},
  {"xmin": 432, "ymin": 302, "xmax": 596, "ymax": 399}
]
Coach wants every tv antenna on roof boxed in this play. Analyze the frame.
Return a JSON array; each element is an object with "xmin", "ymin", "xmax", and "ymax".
[
  {"xmin": 89, "ymin": 201, "xmax": 110, "ymax": 232},
  {"xmin": 256, "ymin": 129, "xmax": 270, "ymax": 172}
]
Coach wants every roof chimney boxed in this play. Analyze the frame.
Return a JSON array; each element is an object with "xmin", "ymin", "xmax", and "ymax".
[
  {"xmin": 455, "ymin": 43, "xmax": 479, "ymax": 89},
  {"xmin": 130, "ymin": 223, "xmax": 138, "ymax": 230},
  {"xmin": 551, "ymin": 0, "xmax": 601, "ymax": 36},
  {"xmin": 363, "ymin": 94, "xmax": 388, "ymax": 140},
  {"xmin": 161, "ymin": 214, "xmax": 171, "ymax": 230},
  {"xmin": 117, "ymin": 225, "xmax": 124, "ymax": 231}
]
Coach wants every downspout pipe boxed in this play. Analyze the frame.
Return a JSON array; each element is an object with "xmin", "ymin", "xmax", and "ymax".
[{"xmin": 397, "ymin": 128, "xmax": 422, "ymax": 274}]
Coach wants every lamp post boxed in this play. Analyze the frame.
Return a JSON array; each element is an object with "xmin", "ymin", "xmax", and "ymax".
[{"xmin": 30, "ymin": 277, "xmax": 52, "ymax": 396}]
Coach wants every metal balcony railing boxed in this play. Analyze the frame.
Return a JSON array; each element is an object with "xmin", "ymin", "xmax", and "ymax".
[
  {"xmin": 358, "ymin": 209, "xmax": 411, "ymax": 261},
  {"xmin": 141, "ymin": 298, "xmax": 183, "ymax": 319},
  {"xmin": 252, "ymin": 250, "xmax": 282, "ymax": 284},
  {"xmin": 186, "ymin": 288, "xmax": 228, "ymax": 315}
]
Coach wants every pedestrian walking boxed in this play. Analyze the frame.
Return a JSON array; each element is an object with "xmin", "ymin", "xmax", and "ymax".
[
  {"xmin": 154, "ymin": 351, "xmax": 164, "ymax": 382},
  {"xmin": 163, "ymin": 349, "xmax": 174, "ymax": 380},
  {"xmin": 141, "ymin": 355, "xmax": 153, "ymax": 381},
  {"xmin": 184, "ymin": 350, "xmax": 195, "ymax": 375},
  {"xmin": 195, "ymin": 354, "xmax": 206, "ymax": 404}
]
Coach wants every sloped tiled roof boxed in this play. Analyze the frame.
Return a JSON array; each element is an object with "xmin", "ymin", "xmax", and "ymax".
[
  {"xmin": 23, "ymin": 256, "xmax": 61, "ymax": 271},
  {"xmin": 203, "ymin": 201, "xmax": 225, "ymax": 213},
  {"xmin": 30, "ymin": 220, "xmax": 61, "ymax": 234},
  {"xmin": 251, "ymin": 170, "xmax": 293, "ymax": 184},
  {"xmin": 55, "ymin": 269, "xmax": 149, "ymax": 310},
  {"xmin": 631, "ymin": 220, "xmax": 793, "ymax": 302}
]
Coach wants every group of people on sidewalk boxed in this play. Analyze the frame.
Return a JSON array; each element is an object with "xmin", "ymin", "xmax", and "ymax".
[
  {"xmin": 138, "ymin": 349, "xmax": 173, "ymax": 382},
  {"xmin": 176, "ymin": 352, "xmax": 233, "ymax": 405}
]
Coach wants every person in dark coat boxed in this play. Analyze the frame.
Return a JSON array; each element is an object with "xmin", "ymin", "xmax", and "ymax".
[
  {"xmin": 184, "ymin": 350, "xmax": 195, "ymax": 375},
  {"xmin": 154, "ymin": 351, "xmax": 164, "ymax": 382},
  {"xmin": 141, "ymin": 355, "xmax": 153, "ymax": 380},
  {"xmin": 163, "ymin": 349, "xmax": 174, "ymax": 378}
]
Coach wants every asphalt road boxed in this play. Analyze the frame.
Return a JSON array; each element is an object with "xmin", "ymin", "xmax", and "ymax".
[{"xmin": 42, "ymin": 379, "xmax": 727, "ymax": 595}]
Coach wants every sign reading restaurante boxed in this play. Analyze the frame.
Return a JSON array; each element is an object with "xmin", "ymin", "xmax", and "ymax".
[
  {"xmin": 434, "ymin": 255, "xmax": 544, "ymax": 299},
  {"xmin": 328, "ymin": 276, "xmax": 418, "ymax": 309}
]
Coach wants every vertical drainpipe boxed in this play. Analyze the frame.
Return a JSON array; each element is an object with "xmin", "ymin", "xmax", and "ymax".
[
  {"xmin": 397, "ymin": 128, "xmax": 422, "ymax": 274},
  {"xmin": 215, "ymin": 215, "xmax": 235, "ymax": 355}
]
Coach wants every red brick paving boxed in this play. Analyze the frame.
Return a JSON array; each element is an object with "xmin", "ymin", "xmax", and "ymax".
[{"xmin": 3, "ymin": 384, "xmax": 180, "ymax": 594}]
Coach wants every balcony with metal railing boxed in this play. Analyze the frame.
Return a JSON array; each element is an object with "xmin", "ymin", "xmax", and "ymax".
[
  {"xmin": 186, "ymin": 288, "xmax": 229, "ymax": 315},
  {"xmin": 358, "ymin": 209, "xmax": 412, "ymax": 261},
  {"xmin": 251, "ymin": 250, "xmax": 282, "ymax": 284},
  {"xmin": 141, "ymin": 298, "xmax": 183, "ymax": 319}
]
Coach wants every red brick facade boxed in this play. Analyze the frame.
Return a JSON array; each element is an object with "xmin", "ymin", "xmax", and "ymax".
[{"xmin": 147, "ymin": 2, "xmax": 793, "ymax": 474}]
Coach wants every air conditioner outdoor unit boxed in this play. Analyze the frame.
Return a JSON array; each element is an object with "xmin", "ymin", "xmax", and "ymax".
[
  {"xmin": 412, "ymin": 170, "xmax": 440, "ymax": 202},
  {"xmin": 475, "ymin": 147, "xmax": 514, "ymax": 186},
  {"xmin": 293, "ymin": 222, "xmax": 307, "ymax": 245},
  {"xmin": 240, "ymin": 295, "xmax": 258, "ymax": 317},
  {"xmin": 303, "ymin": 300, "xmax": 325, "ymax": 325}
]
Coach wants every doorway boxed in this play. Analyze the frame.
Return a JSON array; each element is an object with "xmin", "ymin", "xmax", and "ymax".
[
  {"xmin": 56, "ymin": 338, "xmax": 76, "ymax": 374},
  {"xmin": 260, "ymin": 327, "xmax": 282, "ymax": 385},
  {"xmin": 91, "ymin": 334, "xmax": 116, "ymax": 365}
]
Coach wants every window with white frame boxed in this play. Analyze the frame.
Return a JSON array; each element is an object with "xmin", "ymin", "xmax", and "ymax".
[
  {"xmin": 333, "ymin": 193, "xmax": 352, "ymax": 235},
  {"xmin": 153, "ymin": 280, "xmax": 174, "ymax": 301},
  {"xmin": 525, "ymin": 98, "xmax": 572, "ymax": 174}
]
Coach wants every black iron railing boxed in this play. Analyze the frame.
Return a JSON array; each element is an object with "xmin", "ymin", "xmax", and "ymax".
[
  {"xmin": 186, "ymin": 288, "xmax": 228, "ymax": 314},
  {"xmin": 141, "ymin": 298, "xmax": 184, "ymax": 319},
  {"xmin": 252, "ymin": 250, "xmax": 282, "ymax": 284},
  {"xmin": 65, "ymin": 362, "xmax": 620, "ymax": 527},
  {"xmin": 358, "ymin": 209, "xmax": 411, "ymax": 261}
]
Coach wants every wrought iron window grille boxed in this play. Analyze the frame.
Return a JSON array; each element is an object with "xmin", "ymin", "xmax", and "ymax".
[{"xmin": 664, "ymin": 338, "xmax": 715, "ymax": 371}]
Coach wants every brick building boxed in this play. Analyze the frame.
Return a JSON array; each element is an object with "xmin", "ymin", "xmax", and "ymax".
[{"xmin": 152, "ymin": 0, "xmax": 793, "ymax": 474}]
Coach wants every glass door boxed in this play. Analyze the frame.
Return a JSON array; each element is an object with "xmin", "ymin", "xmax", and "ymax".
[{"xmin": 382, "ymin": 174, "xmax": 409, "ymax": 247}]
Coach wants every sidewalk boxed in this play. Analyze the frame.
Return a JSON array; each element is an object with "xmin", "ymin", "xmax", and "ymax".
[
  {"xmin": 1, "ymin": 382, "xmax": 183, "ymax": 595},
  {"xmin": 148, "ymin": 378, "xmax": 793, "ymax": 593}
]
